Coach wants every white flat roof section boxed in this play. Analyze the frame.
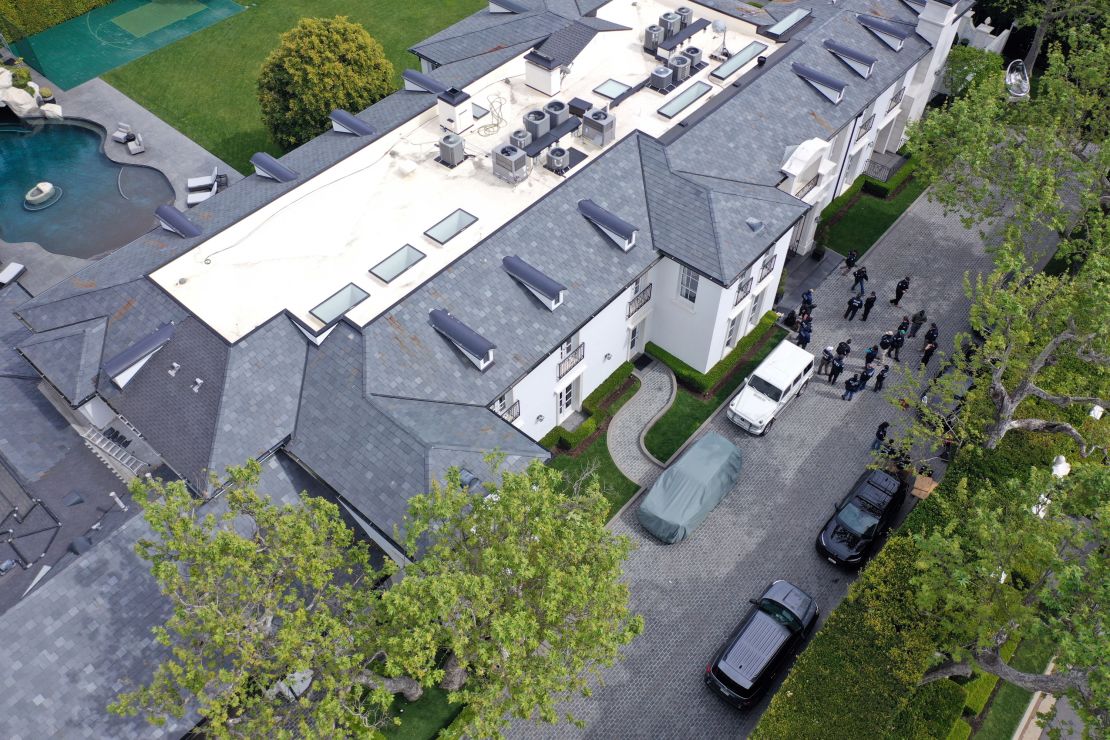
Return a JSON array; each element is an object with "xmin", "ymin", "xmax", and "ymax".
[{"xmin": 152, "ymin": 0, "xmax": 779, "ymax": 342}]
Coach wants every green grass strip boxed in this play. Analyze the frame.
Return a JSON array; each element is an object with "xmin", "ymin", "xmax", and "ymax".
[
  {"xmin": 973, "ymin": 636, "xmax": 1055, "ymax": 740},
  {"xmin": 818, "ymin": 176, "xmax": 929, "ymax": 257}
]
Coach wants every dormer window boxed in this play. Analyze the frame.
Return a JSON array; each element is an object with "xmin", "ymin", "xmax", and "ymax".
[
  {"xmin": 502, "ymin": 255, "xmax": 567, "ymax": 311},
  {"xmin": 578, "ymin": 198, "xmax": 638, "ymax": 252},
  {"xmin": 823, "ymin": 40, "xmax": 877, "ymax": 79},
  {"xmin": 793, "ymin": 63, "xmax": 847, "ymax": 105},
  {"xmin": 429, "ymin": 309, "xmax": 496, "ymax": 371},
  {"xmin": 857, "ymin": 15, "xmax": 911, "ymax": 51}
]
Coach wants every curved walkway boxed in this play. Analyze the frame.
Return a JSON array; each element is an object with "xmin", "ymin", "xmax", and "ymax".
[{"xmin": 607, "ymin": 360, "xmax": 675, "ymax": 486}]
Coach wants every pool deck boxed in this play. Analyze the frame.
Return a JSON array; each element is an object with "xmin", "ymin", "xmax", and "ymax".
[{"xmin": 1, "ymin": 72, "xmax": 242, "ymax": 297}]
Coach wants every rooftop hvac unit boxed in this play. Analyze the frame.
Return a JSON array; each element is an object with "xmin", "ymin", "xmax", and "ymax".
[
  {"xmin": 683, "ymin": 46, "xmax": 704, "ymax": 67},
  {"xmin": 493, "ymin": 144, "xmax": 528, "ymax": 184},
  {"xmin": 649, "ymin": 66, "xmax": 673, "ymax": 91},
  {"xmin": 659, "ymin": 12, "xmax": 681, "ymax": 38},
  {"xmin": 546, "ymin": 146, "xmax": 570, "ymax": 171},
  {"xmin": 524, "ymin": 109, "xmax": 549, "ymax": 140},
  {"xmin": 676, "ymin": 7, "xmax": 693, "ymax": 29},
  {"xmin": 544, "ymin": 99, "xmax": 569, "ymax": 127},
  {"xmin": 510, "ymin": 129, "xmax": 532, "ymax": 149},
  {"xmin": 669, "ymin": 54, "xmax": 691, "ymax": 82},
  {"xmin": 581, "ymin": 108, "xmax": 616, "ymax": 147},
  {"xmin": 644, "ymin": 24, "xmax": 664, "ymax": 53},
  {"xmin": 438, "ymin": 133, "xmax": 466, "ymax": 168}
]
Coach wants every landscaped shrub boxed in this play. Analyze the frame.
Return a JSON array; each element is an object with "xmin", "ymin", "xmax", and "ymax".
[
  {"xmin": 862, "ymin": 157, "xmax": 918, "ymax": 198},
  {"xmin": 539, "ymin": 362, "xmax": 635, "ymax": 452},
  {"xmin": 0, "ymin": 0, "xmax": 112, "ymax": 40},
  {"xmin": 645, "ymin": 311, "xmax": 778, "ymax": 394},
  {"xmin": 257, "ymin": 16, "xmax": 394, "ymax": 149},
  {"xmin": 753, "ymin": 534, "xmax": 936, "ymax": 739},
  {"xmin": 6, "ymin": 64, "xmax": 30, "ymax": 90},
  {"xmin": 885, "ymin": 678, "xmax": 968, "ymax": 740},
  {"xmin": 947, "ymin": 719, "xmax": 973, "ymax": 740}
]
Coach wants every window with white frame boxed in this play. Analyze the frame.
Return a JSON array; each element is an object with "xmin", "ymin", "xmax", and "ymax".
[
  {"xmin": 494, "ymin": 394, "xmax": 507, "ymax": 414},
  {"xmin": 749, "ymin": 290, "xmax": 765, "ymax": 325},
  {"xmin": 560, "ymin": 339, "xmax": 573, "ymax": 358},
  {"xmin": 725, "ymin": 314, "xmax": 741, "ymax": 348},
  {"xmin": 678, "ymin": 265, "xmax": 699, "ymax": 304}
]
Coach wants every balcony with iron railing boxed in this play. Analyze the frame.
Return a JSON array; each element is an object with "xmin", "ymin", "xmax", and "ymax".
[
  {"xmin": 887, "ymin": 87, "xmax": 905, "ymax": 113},
  {"xmin": 759, "ymin": 255, "xmax": 777, "ymax": 282},
  {"xmin": 734, "ymin": 276, "xmax": 754, "ymax": 306},
  {"xmin": 626, "ymin": 283, "xmax": 652, "ymax": 317},
  {"xmin": 557, "ymin": 342, "xmax": 585, "ymax": 380},
  {"xmin": 500, "ymin": 399, "xmax": 520, "ymax": 423},
  {"xmin": 794, "ymin": 174, "xmax": 819, "ymax": 199},
  {"xmin": 856, "ymin": 114, "xmax": 875, "ymax": 141}
]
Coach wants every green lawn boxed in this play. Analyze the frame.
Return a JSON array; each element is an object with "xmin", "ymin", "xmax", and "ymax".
[
  {"xmin": 973, "ymin": 636, "xmax": 1055, "ymax": 739},
  {"xmin": 384, "ymin": 686, "xmax": 462, "ymax": 740},
  {"xmin": 644, "ymin": 330, "xmax": 786, "ymax": 463},
  {"xmin": 103, "ymin": 0, "xmax": 485, "ymax": 172},
  {"xmin": 820, "ymin": 176, "xmax": 929, "ymax": 257},
  {"xmin": 548, "ymin": 378, "xmax": 642, "ymax": 518}
]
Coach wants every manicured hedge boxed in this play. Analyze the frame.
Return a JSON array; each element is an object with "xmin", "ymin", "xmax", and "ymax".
[
  {"xmin": 947, "ymin": 719, "xmax": 973, "ymax": 740},
  {"xmin": 862, "ymin": 157, "xmax": 918, "ymax": 198},
  {"xmin": 0, "ymin": 0, "xmax": 112, "ymax": 39},
  {"xmin": 885, "ymin": 678, "xmax": 968, "ymax": 740},
  {"xmin": 539, "ymin": 362, "xmax": 635, "ymax": 451},
  {"xmin": 645, "ymin": 311, "xmax": 778, "ymax": 394}
]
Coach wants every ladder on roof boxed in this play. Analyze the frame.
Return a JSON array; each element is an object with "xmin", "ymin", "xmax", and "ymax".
[{"xmin": 82, "ymin": 428, "xmax": 144, "ymax": 476}]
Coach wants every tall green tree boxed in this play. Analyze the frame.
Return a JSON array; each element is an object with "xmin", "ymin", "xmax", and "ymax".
[
  {"xmin": 381, "ymin": 463, "xmax": 643, "ymax": 739},
  {"xmin": 903, "ymin": 26, "xmax": 1110, "ymax": 458},
  {"xmin": 257, "ymin": 16, "xmax": 394, "ymax": 149},
  {"xmin": 987, "ymin": 0, "xmax": 1108, "ymax": 70},
  {"xmin": 108, "ymin": 462, "xmax": 404, "ymax": 737},
  {"xmin": 913, "ymin": 464, "xmax": 1110, "ymax": 733},
  {"xmin": 111, "ymin": 461, "xmax": 641, "ymax": 738}
]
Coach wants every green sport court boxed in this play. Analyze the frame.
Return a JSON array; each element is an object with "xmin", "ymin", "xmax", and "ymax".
[{"xmin": 10, "ymin": 0, "xmax": 242, "ymax": 90}]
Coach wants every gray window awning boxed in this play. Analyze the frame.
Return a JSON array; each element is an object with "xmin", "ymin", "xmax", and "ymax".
[
  {"xmin": 250, "ymin": 152, "xmax": 298, "ymax": 182},
  {"xmin": 429, "ymin": 309, "xmax": 495, "ymax": 369},
  {"xmin": 329, "ymin": 109, "xmax": 376, "ymax": 136},
  {"xmin": 155, "ymin": 205, "xmax": 201, "ymax": 238},
  {"xmin": 502, "ymin": 255, "xmax": 567, "ymax": 304},
  {"xmin": 102, "ymin": 322, "xmax": 175, "ymax": 383}
]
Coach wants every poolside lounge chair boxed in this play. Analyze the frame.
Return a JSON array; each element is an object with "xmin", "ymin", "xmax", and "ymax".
[
  {"xmin": 0, "ymin": 262, "xmax": 27, "ymax": 287},
  {"xmin": 186, "ymin": 180, "xmax": 218, "ymax": 207},
  {"xmin": 187, "ymin": 166, "xmax": 218, "ymax": 191},
  {"xmin": 111, "ymin": 123, "xmax": 132, "ymax": 144},
  {"xmin": 127, "ymin": 133, "xmax": 145, "ymax": 155}
]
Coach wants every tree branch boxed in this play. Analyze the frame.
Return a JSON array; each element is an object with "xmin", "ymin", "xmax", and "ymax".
[
  {"xmin": 1027, "ymin": 385, "xmax": 1110, "ymax": 410},
  {"xmin": 919, "ymin": 660, "xmax": 975, "ymax": 685},
  {"xmin": 355, "ymin": 671, "xmax": 424, "ymax": 702},
  {"xmin": 1005, "ymin": 418, "xmax": 1106, "ymax": 458},
  {"xmin": 974, "ymin": 648, "xmax": 1090, "ymax": 700}
]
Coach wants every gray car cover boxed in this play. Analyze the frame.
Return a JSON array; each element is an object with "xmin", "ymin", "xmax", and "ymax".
[{"xmin": 637, "ymin": 432, "xmax": 744, "ymax": 544}]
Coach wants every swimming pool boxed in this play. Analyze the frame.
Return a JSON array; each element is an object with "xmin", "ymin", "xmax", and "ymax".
[{"xmin": 0, "ymin": 118, "xmax": 174, "ymax": 259}]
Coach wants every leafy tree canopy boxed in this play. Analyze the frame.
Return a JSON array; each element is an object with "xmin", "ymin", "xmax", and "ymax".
[
  {"xmin": 914, "ymin": 463, "xmax": 1110, "ymax": 734},
  {"xmin": 110, "ymin": 460, "xmax": 641, "ymax": 739},
  {"xmin": 258, "ymin": 16, "xmax": 394, "ymax": 150}
]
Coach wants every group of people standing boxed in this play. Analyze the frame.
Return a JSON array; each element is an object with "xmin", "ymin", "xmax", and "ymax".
[{"xmin": 795, "ymin": 249, "xmax": 942, "ymax": 404}]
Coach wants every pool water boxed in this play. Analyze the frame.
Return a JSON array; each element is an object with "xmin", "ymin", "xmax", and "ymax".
[{"xmin": 0, "ymin": 119, "xmax": 174, "ymax": 259}]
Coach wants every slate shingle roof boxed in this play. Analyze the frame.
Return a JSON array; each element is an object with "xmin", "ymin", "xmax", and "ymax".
[
  {"xmin": 15, "ymin": 317, "xmax": 106, "ymax": 404},
  {"xmin": 361, "ymin": 133, "xmax": 658, "ymax": 404},
  {"xmin": 526, "ymin": 21, "xmax": 598, "ymax": 68}
]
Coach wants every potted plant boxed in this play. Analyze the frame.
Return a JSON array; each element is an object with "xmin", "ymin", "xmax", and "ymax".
[
  {"xmin": 9, "ymin": 64, "xmax": 31, "ymax": 92},
  {"xmin": 812, "ymin": 243, "xmax": 827, "ymax": 260},
  {"xmin": 38, "ymin": 87, "xmax": 55, "ymax": 104}
]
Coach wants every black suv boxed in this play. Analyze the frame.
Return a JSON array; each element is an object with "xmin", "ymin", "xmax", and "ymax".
[
  {"xmin": 704, "ymin": 580, "xmax": 818, "ymax": 708},
  {"xmin": 815, "ymin": 469, "xmax": 906, "ymax": 568}
]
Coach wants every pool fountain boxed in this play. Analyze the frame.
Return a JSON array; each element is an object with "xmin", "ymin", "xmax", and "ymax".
[
  {"xmin": 0, "ymin": 117, "xmax": 174, "ymax": 259},
  {"xmin": 23, "ymin": 181, "xmax": 63, "ymax": 210}
]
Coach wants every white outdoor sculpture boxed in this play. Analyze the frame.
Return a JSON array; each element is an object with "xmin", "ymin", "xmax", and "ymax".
[
  {"xmin": 0, "ymin": 86, "xmax": 38, "ymax": 116},
  {"xmin": 40, "ymin": 103, "xmax": 63, "ymax": 119},
  {"xmin": 0, "ymin": 68, "xmax": 11, "ymax": 89}
]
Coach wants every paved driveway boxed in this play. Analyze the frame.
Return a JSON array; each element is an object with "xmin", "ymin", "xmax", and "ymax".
[{"xmin": 512, "ymin": 195, "xmax": 1027, "ymax": 738}]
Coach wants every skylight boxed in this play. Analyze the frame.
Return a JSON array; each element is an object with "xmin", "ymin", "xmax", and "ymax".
[
  {"xmin": 370, "ymin": 245, "xmax": 425, "ymax": 284},
  {"xmin": 793, "ymin": 63, "xmax": 847, "ymax": 104},
  {"xmin": 857, "ymin": 15, "xmax": 911, "ymax": 51},
  {"xmin": 823, "ymin": 39, "xmax": 877, "ymax": 79},
  {"xmin": 710, "ymin": 41, "xmax": 768, "ymax": 81},
  {"xmin": 763, "ymin": 8, "xmax": 811, "ymax": 39},
  {"xmin": 424, "ymin": 209, "xmax": 478, "ymax": 245},
  {"xmin": 594, "ymin": 79, "xmax": 631, "ymax": 100},
  {"xmin": 658, "ymin": 80, "xmax": 711, "ymax": 119},
  {"xmin": 578, "ymin": 199, "xmax": 638, "ymax": 251},
  {"xmin": 429, "ymin": 308, "xmax": 496, "ymax": 371},
  {"xmin": 310, "ymin": 283, "xmax": 370, "ymax": 325}
]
